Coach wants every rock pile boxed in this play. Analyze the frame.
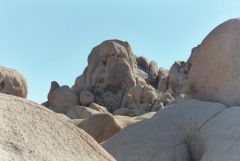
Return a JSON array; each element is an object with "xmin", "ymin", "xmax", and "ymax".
[{"xmin": 44, "ymin": 40, "xmax": 189, "ymax": 118}]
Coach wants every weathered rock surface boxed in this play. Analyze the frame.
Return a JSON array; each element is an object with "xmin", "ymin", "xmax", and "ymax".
[
  {"xmin": 120, "ymin": 84, "xmax": 157, "ymax": 116},
  {"xmin": 147, "ymin": 60, "xmax": 159, "ymax": 87},
  {"xmin": 168, "ymin": 61, "xmax": 190, "ymax": 96},
  {"xmin": 188, "ymin": 18, "xmax": 240, "ymax": 106},
  {"xmin": 79, "ymin": 90, "xmax": 94, "ymax": 106},
  {"xmin": 74, "ymin": 112, "xmax": 156, "ymax": 143},
  {"xmin": 66, "ymin": 105, "xmax": 99, "ymax": 119},
  {"xmin": 157, "ymin": 67, "xmax": 169, "ymax": 92},
  {"xmin": 89, "ymin": 102, "xmax": 109, "ymax": 113},
  {"xmin": 72, "ymin": 40, "xmax": 137, "ymax": 112},
  {"xmin": 67, "ymin": 40, "xmax": 161, "ymax": 115},
  {"xmin": 0, "ymin": 66, "xmax": 28, "ymax": 98},
  {"xmin": 103, "ymin": 99, "xmax": 232, "ymax": 161},
  {"xmin": 74, "ymin": 113, "xmax": 122, "ymax": 143},
  {"xmin": 0, "ymin": 93, "xmax": 116, "ymax": 161},
  {"xmin": 47, "ymin": 81, "xmax": 79, "ymax": 113}
]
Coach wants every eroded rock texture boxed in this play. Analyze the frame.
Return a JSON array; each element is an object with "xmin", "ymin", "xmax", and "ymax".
[{"xmin": 0, "ymin": 66, "xmax": 28, "ymax": 98}]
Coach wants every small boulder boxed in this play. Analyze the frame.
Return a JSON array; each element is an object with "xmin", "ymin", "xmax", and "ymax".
[
  {"xmin": 79, "ymin": 90, "xmax": 94, "ymax": 106},
  {"xmin": 136, "ymin": 56, "xmax": 149, "ymax": 72},
  {"xmin": 75, "ymin": 113, "xmax": 122, "ymax": 143},
  {"xmin": 47, "ymin": 82, "xmax": 79, "ymax": 113},
  {"xmin": 89, "ymin": 102, "xmax": 109, "ymax": 113},
  {"xmin": 151, "ymin": 100, "xmax": 164, "ymax": 111},
  {"xmin": 0, "ymin": 66, "xmax": 28, "ymax": 98}
]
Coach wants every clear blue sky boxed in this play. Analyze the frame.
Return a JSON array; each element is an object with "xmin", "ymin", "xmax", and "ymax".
[{"xmin": 1, "ymin": 0, "xmax": 240, "ymax": 103}]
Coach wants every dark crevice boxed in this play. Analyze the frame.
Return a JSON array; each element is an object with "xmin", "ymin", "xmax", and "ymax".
[
  {"xmin": 198, "ymin": 107, "xmax": 228, "ymax": 130},
  {"xmin": 0, "ymin": 81, "xmax": 5, "ymax": 91}
]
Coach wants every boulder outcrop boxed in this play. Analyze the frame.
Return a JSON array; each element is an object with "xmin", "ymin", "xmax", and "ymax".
[
  {"xmin": 68, "ymin": 40, "xmax": 163, "ymax": 115},
  {"xmin": 72, "ymin": 40, "xmax": 138, "ymax": 112}
]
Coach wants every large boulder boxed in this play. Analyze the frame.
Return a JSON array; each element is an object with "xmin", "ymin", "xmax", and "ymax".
[
  {"xmin": 0, "ymin": 66, "xmax": 27, "ymax": 98},
  {"xmin": 188, "ymin": 19, "xmax": 240, "ymax": 106},
  {"xmin": 0, "ymin": 93, "xmax": 116, "ymax": 161},
  {"xmin": 72, "ymin": 40, "xmax": 157, "ymax": 112},
  {"xmin": 47, "ymin": 81, "xmax": 79, "ymax": 113},
  {"xmin": 103, "ymin": 99, "xmax": 233, "ymax": 161},
  {"xmin": 72, "ymin": 40, "xmax": 137, "ymax": 112}
]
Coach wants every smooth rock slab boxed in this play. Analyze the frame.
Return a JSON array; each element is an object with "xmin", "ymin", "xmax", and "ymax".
[
  {"xmin": 103, "ymin": 99, "xmax": 230, "ymax": 161},
  {"xmin": 0, "ymin": 93, "xmax": 116, "ymax": 161},
  {"xmin": 189, "ymin": 18, "xmax": 240, "ymax": 106}
]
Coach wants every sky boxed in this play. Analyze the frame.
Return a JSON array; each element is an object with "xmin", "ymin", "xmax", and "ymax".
[{"xmin": 1, "ymin": 0, "xmax": 240, "ymax": 103}]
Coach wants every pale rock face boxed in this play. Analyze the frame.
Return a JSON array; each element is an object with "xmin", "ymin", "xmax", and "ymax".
[
  {"xmin": 72, "ymin": 40, "xmax": 137, "ymax": 112},
  {"xmin": 0, "ymin": 66, "xmax": 28, "ymax": 98},
  {"xmin": 157, "ymin": 67, "xmax": 169, "ymax": 92},
  {"xmin": 120, "ymin": 84, "xmax": 157, "ymax": 116},
  {"xmin": 66, "ymin": 105, "xmax": 99, "ymax": 119},
  {"xmin": 79, "ymin": 90, "xmax": 94, "ymax": 106},
  {"xmin": 0, "ymin": 93, "xmax": 116, "ymax": 161},
  {"xmin": 137, "ymin": 68, "xmax": 149, "ymax": 80},
  {"xmin": 75, "ymin": 113, "xmax": 123, "ymax": 143},
  {"xmin": 168, "ymin": 61, "xmax": 190, "ymax": 96},
  {"xmin": 74, "ymin": 112, "xmax": 156, "ymax": 143},
  {"xmin": 147, "ymin": 60, "xmax": 159, "ymax": 87},
  {"xmin": 188, "ymin": 18, "xmax": 240, "ymax": 106},
  {"xmin": 103, "ymin": 99, "xmax": 230, "ymax": 161},
  {"xmin": 48, "ymin": 82, "xmax": 79, "ymax": 113}
]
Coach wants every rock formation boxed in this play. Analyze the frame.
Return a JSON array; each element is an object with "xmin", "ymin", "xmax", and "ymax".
[
  {"xmin": 103, "ymin": 99, "xmax": 232, "ymax": 161},
  {"xmin": 0, "ymin": 66, "xmax": 28, "ymax": 98},
  {"xmin": 188, "ymin": 19, "xmax": 240, "ymax": 106},
  {"xmin": 47, "ymin": 81, "xmax": 79, "ymax": 113},
  {"xmin": 102, "ymin": 18, "xmax": 240, "ymax": 161},
  {"xmin": 43, "ymin": 40, "xmax": 165, "ymax": 117},
  {"xmin": 0, "ymin": 93, "xmax": 115, "ymax": 161}
]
